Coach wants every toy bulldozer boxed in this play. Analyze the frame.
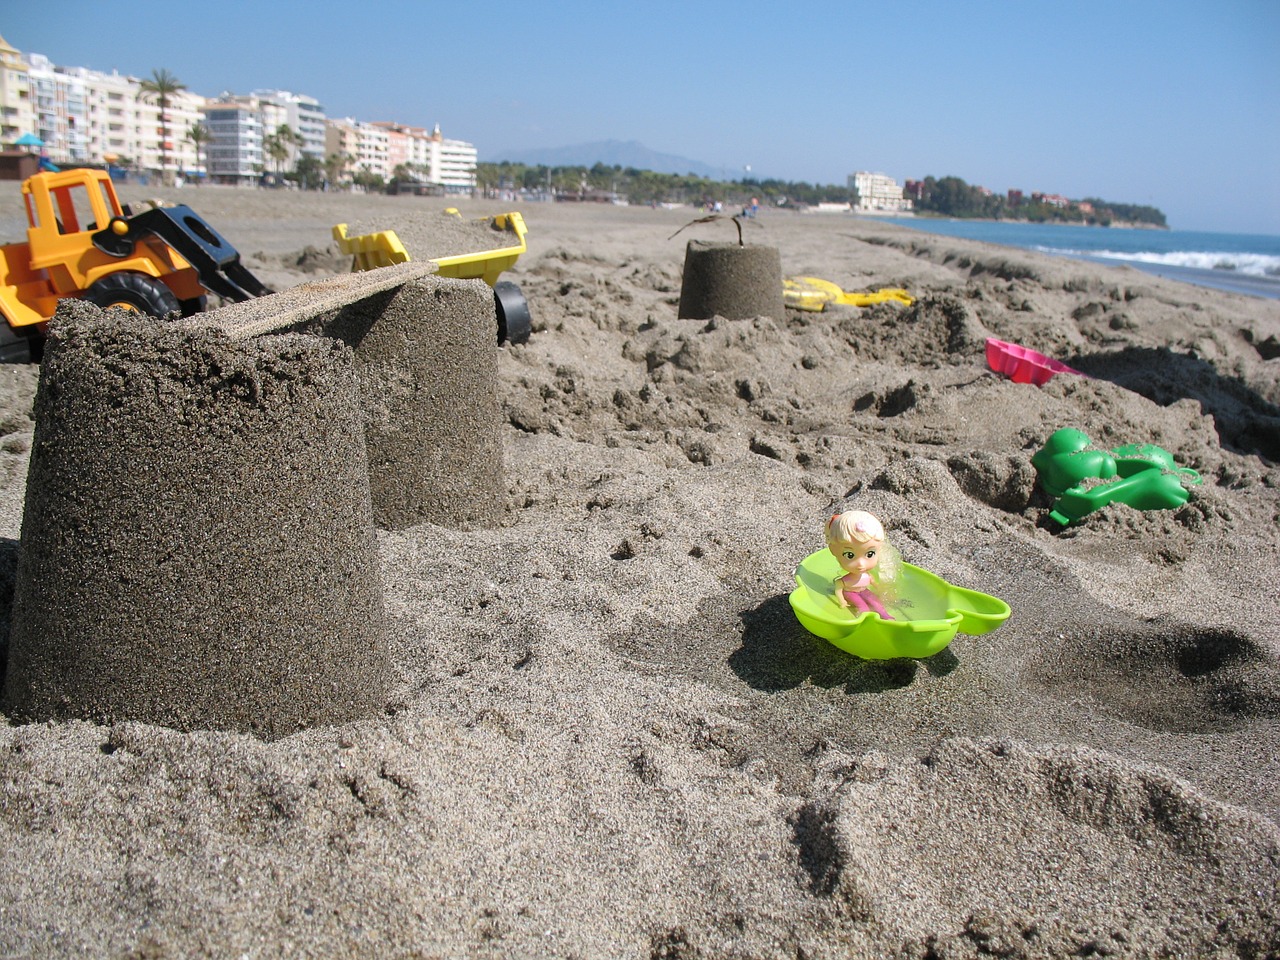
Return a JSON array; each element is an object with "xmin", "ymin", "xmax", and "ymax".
[{"xmin": 0, "ymin": 168, "xmax": 271, "ymax": 361}]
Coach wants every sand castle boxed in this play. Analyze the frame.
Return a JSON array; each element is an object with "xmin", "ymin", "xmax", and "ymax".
[
  {"xmin": 1, "ymin": 265, "xmax": 505, "ymax": 737},
  {"xmin": 677, "ymin": 239, "xmax": 786, "ymax": 321}
]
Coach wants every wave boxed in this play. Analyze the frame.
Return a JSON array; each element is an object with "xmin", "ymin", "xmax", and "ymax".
[
  {"xmin": 1034, "ymin": 248, "xmax": 1280, "ymax": 277},
  {"xmin": 1035, "ymin": 246, "xmax": 1280, "ymax": 279}
]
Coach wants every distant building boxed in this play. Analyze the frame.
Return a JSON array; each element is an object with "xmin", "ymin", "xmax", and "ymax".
[
  {"xmin": 203, "ymin": 99, "xmax": 264, "ymax": 186},
  {"xmin": 252, "ymin": 89, "xmax": 326, "ymax": 158},
  {"xmin": 324, "ymin": 117, "xmax": 361, "ymax": 183},
  {"xmin": 1007, "ymin": 189, "xmax": 1023, "ymax": 206},
  {"xmin": 1032, "ymin": 191, "xmax": 1070, "ymax": 208},
  {"xmin": 29, "ymin": 54, "xmax": 205, "ymax": 178},
  {"xmin": 367, "ymin": 121, "xmax": 477, "ymax": 193},
  {"xmin": 0, "ymin": 38, "xmax": 475, "ymax": 192},
  {"xmin": 0, "ymin": 36, "xmax": 35, "ymax": 149},
  {"xmin": 325, "ymin": 118, "xmax": 389, "ymax": 181},
  {"xmin": 206, "ymin": 90, "xmax": 328, "ymax": 184},
  {"xmin": 849, "ymin": 171, "xmax": 913, "ymax": 214}
]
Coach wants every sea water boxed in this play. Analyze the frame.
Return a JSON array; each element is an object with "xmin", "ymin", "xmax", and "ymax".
[{"xmin": 878, "ymin": 217, "xmax": 1280, "ymax": 301}]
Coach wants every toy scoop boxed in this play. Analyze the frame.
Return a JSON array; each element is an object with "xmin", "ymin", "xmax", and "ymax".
[
  {"xmin": 986, "ymin": 338, "xmax": 1085, "ymax": 386},
  {"xmin": 789, "ymin": 549, "xmax": 1010, "ymax": 660}
]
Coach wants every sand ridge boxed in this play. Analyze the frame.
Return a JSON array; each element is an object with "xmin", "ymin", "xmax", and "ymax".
[{"xmin": 0, "ymin": 187, "xmax": 1277, "ymax": 957}]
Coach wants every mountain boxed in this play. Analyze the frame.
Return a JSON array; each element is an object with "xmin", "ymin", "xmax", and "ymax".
[{"xmin": 481, "ymin": 139, "xmax": 740, "ymax": 181}]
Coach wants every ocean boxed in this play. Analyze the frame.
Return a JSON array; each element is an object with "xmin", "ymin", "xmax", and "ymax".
[{"xmin": 876, "ymin": 217, "xmax": 1280, "ymax": 301}]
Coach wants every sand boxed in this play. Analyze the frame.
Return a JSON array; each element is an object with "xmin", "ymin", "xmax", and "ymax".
[
  {"xmin": 0, "ymin": 184, "xmax": 1278, "ymax": 958},
  {"xmin": 345, "ymin": 210, "xmax": 523, "ymax": 261}
]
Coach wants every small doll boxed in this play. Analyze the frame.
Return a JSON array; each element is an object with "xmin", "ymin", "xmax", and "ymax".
[{"xmin": 824, "ymin": 510, "xmax": 900, "ymax": 620}]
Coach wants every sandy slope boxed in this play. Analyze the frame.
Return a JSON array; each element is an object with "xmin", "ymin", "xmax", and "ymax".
[{"xmin": 0, "ymin": 188, "xmax": 1277, "ymax": 958}]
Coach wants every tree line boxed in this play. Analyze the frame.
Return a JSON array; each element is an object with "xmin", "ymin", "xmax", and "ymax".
[
  {"xmin": 475, "ymin": 161, "xmax": 852, "ymax": 207},
  {"xmin": 476, "ymin": 162, "xmax": 1166, "ymax": 228},
  {"xmin": 909, "ymin": 175, "xmax": 1167, "ymax": 227}
]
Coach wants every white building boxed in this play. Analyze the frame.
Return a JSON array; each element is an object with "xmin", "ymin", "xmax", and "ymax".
[
  {"xmin": 203, "ymin": 89, "xmax": 327, "ymax": 183},
  {"xmin": 202, "ymin": 100, "xmax": 263, "ymax": 186},
  {"xmin": 849, "ymin": 171, "xmax": 913, "ymax": 215},
  {"xmin": 19, "ymin": 51, "xmax": 205, "ymax": 180},
  {"xmin": 251, "ymin": 88, "xmax": 326, "ymax": 158},
  {"xmin": 0, "ymin": 38, "xmax": 474, "ymax": 194},
  {"xmin": 369, "ymin": 121, "xmax": 476, "ymax": 193},
  {"xmin": 432, "ymin": 130, "xmax": 477, "ymax": 193},
  {"xmin": 325, "ymin": 118, "xmax": 390, "ymax": 182},
  {"xmin": 25, "ymin": 54, "xmax": 91, "ymax": 165},
  {"xmin": 0, "ymin": 36, "xmax": 35, "ymax": 149}
]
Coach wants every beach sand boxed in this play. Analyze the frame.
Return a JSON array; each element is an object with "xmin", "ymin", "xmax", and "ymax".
[{"xmin": 0, "ymin": 185, "xmax": 1278, "ymax": 958}]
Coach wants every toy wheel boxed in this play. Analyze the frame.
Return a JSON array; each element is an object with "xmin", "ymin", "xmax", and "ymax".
[
  {"xmin": 494, "ymin": 281, "xmax": 531, "ymax": 345},
  {"xmin": 179, "ymin": 295, "xmax": 208, "ymax": 317},
  {"xmin": 0, "ymin": 321, "xmax": 40, "ymax": 364},
  {"xmin": 83, "ymin": 272, "xmax": 180, "ymax": 319}
]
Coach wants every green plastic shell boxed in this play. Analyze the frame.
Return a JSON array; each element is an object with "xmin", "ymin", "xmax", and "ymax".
[{"xmin": 789, "ymin": 550, "xmax": 1011, "ymax": 660}]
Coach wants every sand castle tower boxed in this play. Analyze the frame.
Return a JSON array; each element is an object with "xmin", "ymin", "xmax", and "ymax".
[
  {"xmin": 677, "ymin": 240, "xmax": 786, "ymax": 321},
  {"xmin": 208, "ymin": 265, "xmax": 506, "ymax": 531},
  {"xmin": 1, "ymin": 306, "xmax": 389, "ymax": 738}
]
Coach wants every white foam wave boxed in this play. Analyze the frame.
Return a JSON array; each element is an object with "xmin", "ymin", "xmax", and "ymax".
[{"xmin": 1037, "ymin": 246, "xmax": 1280, "ymax": 278}]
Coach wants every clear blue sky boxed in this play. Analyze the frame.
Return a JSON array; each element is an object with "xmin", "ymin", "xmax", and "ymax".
[{"xmin": 6, "ymin": 0, "xmax": 1277, "ymax": 234}]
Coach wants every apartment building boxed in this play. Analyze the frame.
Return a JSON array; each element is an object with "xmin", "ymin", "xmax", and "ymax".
[
  {"xmin": 368, "ymin": 121, "xmax": 477, "ymax": 193},
  {"xmin": 251, "ymin": 89, "xmax": 326, "ymax": 158},
  {"xmin": 432, "ymin": 130, "xmax": 478, "ymax": 192},
  {"xmin": 849, "ymin": 170, "xmax": 914, "ymax": 214},
  {"xmin": 201, "ymin": 90, "xmax": 328, "ymax": 184},
  {"xmin": 325, "ymin": 118, "xmax": 389, "ymax": 181},
  {"xmin": 202, "ymin": 100, "xmax": 263, "ymax": 186},
  {"xmin": 0, "ymin": 36, "xmax": 35, "ymax": 147},
  {"xmin": 11, "ymin": 49, "xmax": 205, "ymax": 179},
  {"xmin": 1, "ymin": 38, "xmax": 475, "ymax": 193}
]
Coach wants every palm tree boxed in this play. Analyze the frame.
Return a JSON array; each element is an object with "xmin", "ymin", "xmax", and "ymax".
[
  {"xmin": 324, "ymin": 151, "xmax": 353, "ymax": 188},
  {"xmin": 263, "ymin": 123, "xmax": 304, "ymax": 181},
  {"xmin": 185, "ymin": 122, "xmax": 210, "ymax": 184},
  {"xmin": 136, "ymin": 68, "xmax": 186, "ymax": 185}
]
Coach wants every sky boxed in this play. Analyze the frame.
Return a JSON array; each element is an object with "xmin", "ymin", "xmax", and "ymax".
[{"xmin": 5, "ymin": 0, "xmax": 1278, "ymax": 234}]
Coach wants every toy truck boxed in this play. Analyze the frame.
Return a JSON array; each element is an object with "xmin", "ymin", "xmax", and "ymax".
[
  {"xmin": 0, "ymin": 168, "xmax": 270, "ymax": 361},
  {"xmin": 333, "ymin": 210, "xmax": 533, "ymax": 345}
]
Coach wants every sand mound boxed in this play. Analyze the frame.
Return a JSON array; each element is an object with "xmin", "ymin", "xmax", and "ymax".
[{"xmin": 801, "ymin": 738, "xmax": 1279, "ymax": 956}]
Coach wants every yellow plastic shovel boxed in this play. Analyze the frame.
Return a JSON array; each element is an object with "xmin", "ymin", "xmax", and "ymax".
[{"xmin": 783, "ymin": 276, "xmax": 914, "ymax": 312}]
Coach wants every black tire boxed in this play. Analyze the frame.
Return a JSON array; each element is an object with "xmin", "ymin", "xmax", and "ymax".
[
  {"xmin": 83, "ymin": 272, "xmax": 181, "ymax": 319},
  {"xmin": 494, "ymin": 281, "xmax": 531, "ymax": 345},
  {"xmin": 0, "ymin": 321, "xmax": 39, "ymax": 364},
  {"xmin": 179, "ymin": 295, "xmax": 208, "ymax": 317}
]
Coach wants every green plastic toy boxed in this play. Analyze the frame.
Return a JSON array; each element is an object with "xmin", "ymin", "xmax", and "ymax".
[
  {"xmin": 788, "ymin": 547, "xmax": 1011, "ymax": 660},
  {"xmin": 1031, "ymin": 428, "xmax": 1202, "ymax": 525}
]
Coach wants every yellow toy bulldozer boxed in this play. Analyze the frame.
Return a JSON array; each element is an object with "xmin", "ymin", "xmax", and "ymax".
[{"xmin": 0, "ymin": 168, "xmax": 270, "ymax": 361}]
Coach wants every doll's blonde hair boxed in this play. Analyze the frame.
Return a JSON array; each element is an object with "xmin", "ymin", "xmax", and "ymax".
[
  {"xmin": 825, "ymin": 510, "xmax": 885, "ymax": 546},
  {"xmin": 824, "ymin": 510, "xmax": 901, "ymax": 601}
]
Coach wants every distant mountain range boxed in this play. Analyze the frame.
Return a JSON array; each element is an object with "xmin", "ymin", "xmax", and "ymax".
[{"xmin": 482, "ymin": 139, "xmax": 742, "ymax": 181}]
